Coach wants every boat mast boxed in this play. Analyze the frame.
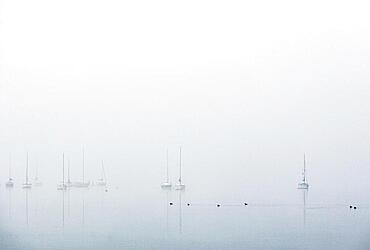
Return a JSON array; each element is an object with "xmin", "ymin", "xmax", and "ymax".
[
  {"xmin": 35, "ymin": 159, "xmax": 38, "ymax": 180},
  {"xmin": 26, "ymin": 152, "xmax": 29, "ymax": 184},
  {"xmin": 101, "ymin": 160, "xmax": 106, "ymax": 181},
  {"xmin": 303, "ymin": 154, "xmax": 306, "ymax": 183},
  {"xmin": 68, "ymin": 159, "xmax": 71, "ymax": 183},
  {"xmin": 9, "ymin": 153, "xmax": 11, "ymax": 180},
  {"xmin": 62, "ymin": 153, "xmax": 65, "ymax": 186},
  {"xmin": 166, "ymin": 149, "xmax": 169, "ymax": 183},
  {"xmin": 82, "ymin": 147, "xmax": 85, "ymax": 183},
  {"xmin": 178, "ymin": 147, "xmax": 182, "ymax": 184}
]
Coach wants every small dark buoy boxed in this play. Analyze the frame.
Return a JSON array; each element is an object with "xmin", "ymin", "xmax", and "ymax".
[
  {"xmin": 169, "ymin": 202, "xmax": 173, "ymax": 206},
  {"xmin": 187, "ymin": 203, "xmax": 190, "ymax": 206},
  {"xmin": 105, "ymin": 189, "xmax": 108, "ymax": 192},
  {"xmin": 217, "ymin": 204, "xmax": 220, "ymax": 207},
  {"xmin": 350, "ymin": 205, "xmax": 352, "ymax": 209},
  {"xmin": 354, "ymin": 206, "xmax": 357, "ymax": 209},
  {"xmin": 244, "ymin": 203, "xmax": 248, "ymax": 206}
]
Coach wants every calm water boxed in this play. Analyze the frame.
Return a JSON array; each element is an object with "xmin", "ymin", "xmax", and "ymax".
[{"xmin": 1, "ymin": 182, "xmax": 370, "ymax": 250}]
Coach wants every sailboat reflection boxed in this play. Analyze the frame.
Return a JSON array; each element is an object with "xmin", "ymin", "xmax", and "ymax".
[
  {"xmin": 178, "ymin": 191, "xmax": 183, "ymax": 234},
  {"xmin": 61, "ymin": 189, "xmax": 66, "ymax": 228},
  {"xmin": 67, "ymin": 188, "xmax": 71, "ymax": 217},
  {"xmin": 162, "ymin": 189, "xmax": 170, "ymax": 235},
  {"xmin": 166, "ymin": 191, "xmax": 169, "ymax": 233},
  {"xmin": 8, "ymin": 187, "xmax": 12, "ymax": 219},
  {"xmin": 99, "ymin": 185, "xmax": 106, "ymax": 212},
  {"xmin": 25, "ymin": 188, "xmax": 30, "ymax": 226},
  {"xmin": 82, "ymin": 191, "xmax": 86, "ymax": 226},
  {"xmin": 301, "ymin": 189, "xmax": 308, "ymax": 226}
]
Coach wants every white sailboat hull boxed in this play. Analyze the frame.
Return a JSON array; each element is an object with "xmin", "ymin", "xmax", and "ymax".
[
  {"xmin": 161, "ymin": 182, "xmax": 172, "ymax": 188},
  {"xmin": 297, "ymin": 182, "xmax": 309, "ymax": 189},
  {"xmin": 22, "ymin": 183, "xmax": 32, "ymax": 189},
  {"xmin": 175, "ymin": 183, "xmax": 185, "ymax": 190}
]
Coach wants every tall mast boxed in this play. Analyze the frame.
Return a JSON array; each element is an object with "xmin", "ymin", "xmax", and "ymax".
[
  {"xmin": 179, "ymin": 147, "xmax": 182, "ymax": 184},
  {"xmin": 82, "ymin": 147, "xmax": 85, "ymax": 183},
  {"xmin": 68, "ymin": 159, "xmax": 71, "ymax": 183},
  {"xmin": 62, "ymin": 153, "xmax": 65, "ymax": 186},
  {"xmin": 9, "ymin": 153, "xmax": 11, "ymax": 180},
  {"xmin": 26, "ymin": 152, "xmax": 29, "ymax": 184},
  {"xmin": 303, "ymin": 154, "xmax": 306, "ymax": 183},
  {"xmin": 101, "ymin": 160, "xmax": 106, "ymax": 181},
  {"xmin": 166, "ymin": 149, "xmax": 169, "ymax": 183},
  {"xmin": 35, "ymin": 159, "xmax": 38, "ymax": 180}
]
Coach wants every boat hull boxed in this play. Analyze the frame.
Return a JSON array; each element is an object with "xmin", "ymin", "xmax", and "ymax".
[
  {"xmin": 22, "ymin": 183, "xmax": 32, "ymax": 189},
  {"xmin": 297, "ymin": 183, "xmax": 309, "ymax": 189},
  {"xmin": 161, "ymin": 182, "xmax": 172, "ymax": 188},
  {"xmin": 175, "ymin": 183, "xmax": 185, "ymax": 190}
]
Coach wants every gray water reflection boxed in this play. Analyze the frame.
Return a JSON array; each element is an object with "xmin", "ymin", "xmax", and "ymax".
[
  {"xmin": 7, "ymin": 187, "xmax": 12, "ymax": 219},
  {"xmin": 61, "ymin": 190, "xmax": 65, "ymax": 228},
  {"xmin": 25, "ymin": 189, "xmax": 29, "ymax": 226},
  {"xmin": 1, "ymin": 184, "xmax": 370, "ymax": 250},
  {"xmin": 302, "ymin": 189, "xmax": 307, "ymax": 226}
]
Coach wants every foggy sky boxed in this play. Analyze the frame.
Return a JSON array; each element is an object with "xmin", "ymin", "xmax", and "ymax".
[{"xmin": 0, "ymin": 0, "xmax": 370, "ymax": 200}]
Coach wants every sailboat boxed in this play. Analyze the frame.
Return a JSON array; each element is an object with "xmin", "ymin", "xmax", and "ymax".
[
  {"xmin": 72, "ymin": 147, "xmax": 90, "ymax": 188},
  {"xmin": 22, "ymin": 153, "xmax": 32, "ymax": 189},
  {"xmin": 33, "ymin": 160, "xmax": 42, "ymax": 187},
  {"xmin": 66, "ymin": 159, "xmax": 73, "ymax": 187},
  {"xmin": 57, "ymin": 153, "xmax": 67, "ymax": 190},
  {"xmin": 96, "ymin": 160, "xmax": 107, "ymax": 186},
  {"xmin": 5, "ymin": 154, "xmax": 14, "ymax": 188},
  {"xmin": 175, "ymin": 147, "xmax": 185, "ymax": 190},
  {"xmin": 297, "ymin": 154, "xmax": 309, "ymax": 189},
  {"xmin": 161, "ymin": 149, "xmax": 172, "ymax": 188}
]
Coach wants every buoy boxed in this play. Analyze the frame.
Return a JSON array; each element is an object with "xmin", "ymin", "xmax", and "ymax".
[
  {"xmin": 244, "ymin": 203, "xmax": 248, "ymax": 206},
  {"xmin": 187, "ymin": 203, "xmax": 190, "ymax": 206},
  {"xmin": 169, "ymin": 202, "xmax": 173, "ymax": 206},
  {"xmin": 105, "ymin": 189, "xmax": 108, "ymax": 192},
  {"xmin": 354, "ymin": 206, "xmax": 357, "ymax": 209},
  {"xmin": 350, "ymin": 205, "xmax": 352, "ymax": 209},
  {"xmin": 217, "ymin": 204, "xmax": 220, "ymax": 207}
]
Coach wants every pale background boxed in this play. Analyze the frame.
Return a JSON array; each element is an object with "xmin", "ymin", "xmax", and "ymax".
[{"xmin": 1, "ymin": 0, "xmax": 370, "ymax": 202}]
